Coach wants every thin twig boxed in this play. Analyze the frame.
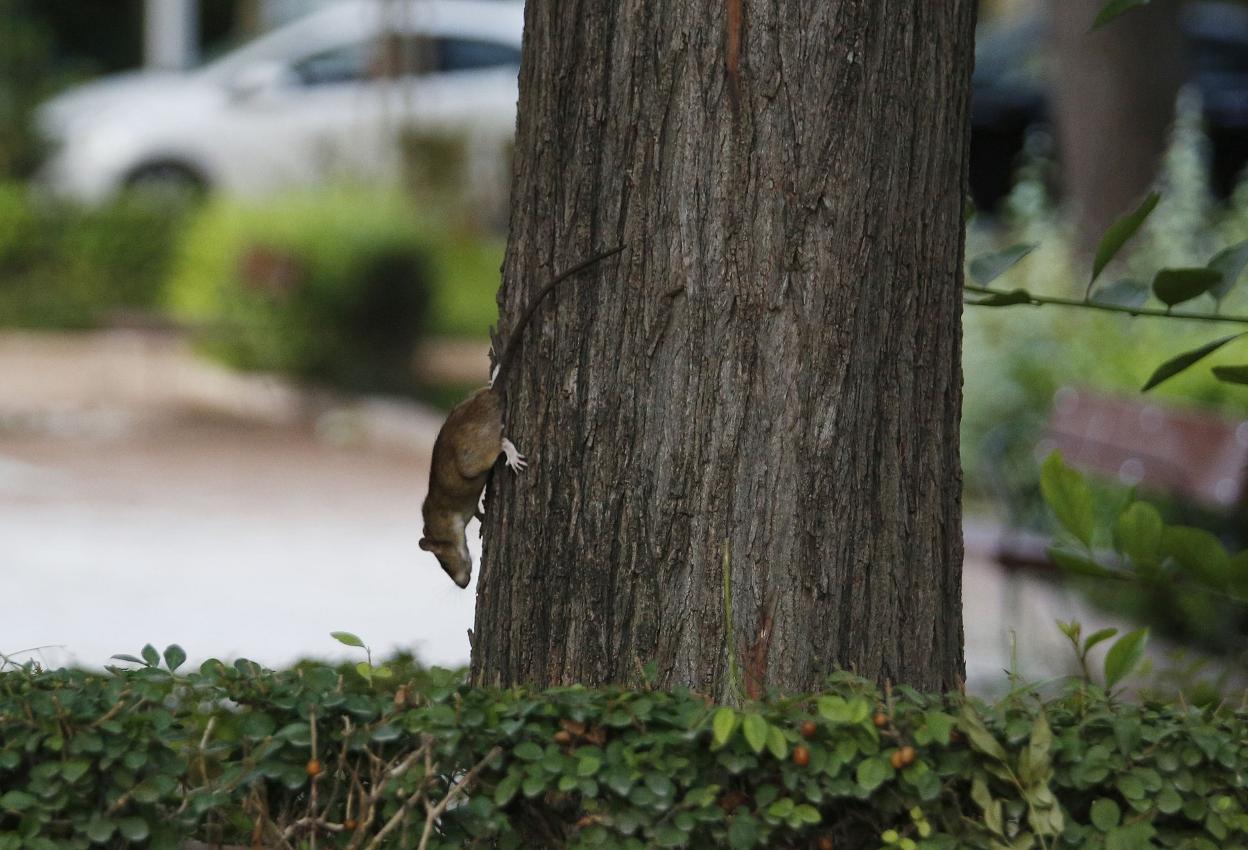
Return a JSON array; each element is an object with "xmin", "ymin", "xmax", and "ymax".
[
  {"xmin": 197, "ymin": 716, "xmax": 217, "ymax": 786},
  {"xmin": 964, "ymin": 284, "xmax": 1248, "ymax": 324},
  {"xmin": 413, "ymin": 746, "xmax": 503, "ymax": 850},
  {"xmin": 90, "ymin": 693, "xmax": 135, "ymax": 728},
  {"xmin": 283, "ymin": 816, "xmax": 345, "ymax": 839},
  {"xmin": 345, "ymin": 742, "xmax": 431, "ymax": 850}
]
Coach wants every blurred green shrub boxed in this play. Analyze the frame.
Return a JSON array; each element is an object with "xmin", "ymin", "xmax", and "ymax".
[
  {"xmin": 4, "ymin": 645, "xmax": 1248, "ymax": 850},
  {"xmin": 167, "ymin": 190, "xmax": 502, "ymax": 394},
  {"xmin": 0, "ymin": 184, "xmax": 184, "ymax": 327}
]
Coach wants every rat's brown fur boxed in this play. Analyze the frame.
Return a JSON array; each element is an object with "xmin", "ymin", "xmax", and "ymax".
[
  {"xmin": 419, "ymin": 387, "xmax": 507, "ymax": 587},
  {"xmin": 418, "ymin": 246, "xmax": 623, "ymax": 588}
]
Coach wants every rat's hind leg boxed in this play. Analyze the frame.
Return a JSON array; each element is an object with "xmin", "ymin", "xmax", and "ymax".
[{"xmin": 501, "ymin": 437, "xmax": 527, "ymax": 471}]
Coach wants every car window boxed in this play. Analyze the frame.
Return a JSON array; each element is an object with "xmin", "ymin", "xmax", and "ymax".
[
  {"xmin": 291, "ymin": 35, "xmax": 519, "ymax": 86},
  {"xmin": 292, "ymin": 43, "xmax": 373, "ymax": 86},
  {"xmin": 438, "ymin": 38, "xmax": 522, "ymax": 73}
]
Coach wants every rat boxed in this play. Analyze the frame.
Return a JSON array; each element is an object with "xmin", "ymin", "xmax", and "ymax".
[{"xmin": 419, "ymin": 245, "xmax": 624, "ymax": 587}]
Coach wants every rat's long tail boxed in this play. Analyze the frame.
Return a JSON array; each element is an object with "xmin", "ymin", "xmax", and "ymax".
[{"xmin": 491, "ymin": 245, "xmax": 625, "ymax": 387}]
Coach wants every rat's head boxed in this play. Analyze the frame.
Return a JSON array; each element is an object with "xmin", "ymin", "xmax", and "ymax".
[{"xmin": 419, "ymin": 535, "xmax": 472, "ymax": 588}]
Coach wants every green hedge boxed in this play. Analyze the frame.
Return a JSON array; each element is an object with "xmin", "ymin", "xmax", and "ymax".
[
  {"xmin": 166, "ymin": 190, "xmax": 501, "ymax": 394},
  {"xmin": 1, "ymin": 649, "xmax": 1246, "ymax": 850},
  {"xmin": 0, "ymin": 184, "xmax": 185, "ymax": 328}
]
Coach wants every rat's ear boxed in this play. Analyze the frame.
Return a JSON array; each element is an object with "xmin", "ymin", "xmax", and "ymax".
[{"xmin": 418, "ymin": 537, "xmax": 432, "ymax": 551}]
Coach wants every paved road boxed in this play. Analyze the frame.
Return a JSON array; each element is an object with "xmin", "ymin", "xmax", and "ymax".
[
  {"xmin": 0, "ymin": 418, "xmax": 480, "ymax": 671},
  {"xmin": 0, "ymin": 331, "xmax": 1139, "ymax": 691}
]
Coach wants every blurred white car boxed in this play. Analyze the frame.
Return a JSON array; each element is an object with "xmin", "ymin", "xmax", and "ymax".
[{"xmin": 36, "ymin": 0, "xmax": 523, "ymax": 203}]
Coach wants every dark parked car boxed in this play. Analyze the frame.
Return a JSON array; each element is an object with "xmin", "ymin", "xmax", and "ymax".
[{"xmin": 970, "ymin": 1, "xmax": 1248, "ymax": 211}]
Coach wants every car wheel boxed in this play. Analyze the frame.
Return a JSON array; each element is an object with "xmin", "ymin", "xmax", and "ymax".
[{"xmin": 123, "ymin": 161, "xmax": 208, "ymax": 204}]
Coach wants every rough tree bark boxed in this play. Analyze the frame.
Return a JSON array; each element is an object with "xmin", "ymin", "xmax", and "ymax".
[
  {"xmin": 472, "ymin": 0, "xmax": 975, "ymax": 696},
  {"xmin": 1051, "ymin": 0, "xmax": 1184, "ymax": 257}
]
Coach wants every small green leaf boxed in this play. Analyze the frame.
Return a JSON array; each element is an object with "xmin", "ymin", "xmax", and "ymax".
[
  {"xmin": 141, "ymin": 644, "xmax": 160, "ymax": 667},
  {"xmin": 242, "ymin": 711, "xmax": 276, "ymax": 740},
  {"xmin": 923, "ymin": 711, "xmax": 955, "ymax": 746},
  {"xmin": 1104, "ymin": 628, "xmax": 1149, "ymax": 689},
  {"xmin": 816, "ymin": 695, "xmax": 850, "ymax": 723},
  {"xmin": 958, "ymin": 707, "xmax": 1007, "ymax": 763},
  {"xmin": 1040, "ymin": 452, "xmax": 1095, "ymax": 547},
  {"xmin": 86, "ymin": 815, "xmax": 117, "ymax": 844},
  {"xmin": 1026, "ymin": 713, "xmax": 1052, "ymax": 780},
  {"xmin": 163, "ymin": 644, "xmax": 186, "ymax": 672},
  {"xmin": 1142, "ymin": 334, "xmax": 1245, "ymax": 391},
  {"xmin": 1114, "ymin": 501, "xmax": 1163, "ymax": 568},
  {"xmin": 1057, "ymin": 620, "xmax": 1081, "ymax": 643},
  {"xmin": 522, "ymin": 772, "xmax": 546, "ymax": 798},
  {"xmin": 1090, "ymin": 278, "xmax": 1149, "ymax": 308},
  {"xmin": 1092, "ymin": 0, "xmax": 1152, "ymax": 29},
  {"xmin": 61, "ymin": 759, "xmax": 91, "ymax": 783},
  {"xmin": 969, "ymin": 243, "xmax": 1038, "ymax": 285},
  {"xmin": 728, "ymin": 813, "xmax": 760, "ymax": 849},
  {"xmin": 856, "ymin": 756, "xmax": 892, "ymax": 791},
  {"xmin": 972, "ymin": 288, "xmax": 1033, "ymax": 307},
  {"xmin": 1162, "ymin": 525, "xmax": 1231, "ymax": 590},
  {"xmin": 1090, "ymin": 797, "xmax": 1122, "ymax": 831},
  {"xmin": 1157, "ymin": 786, "xmax": 1183, "ymax": 814},
  {"xmin": 118, "ymin": 817, "xmax": 150, "ymax": 842},
  {"xmin": 1090, "ymin": 192, "xmax": 1158, "ymax": 284},
  {"xmin": 514, "ymin": 742, "xmax": 543, "ymax": 761},
  {"xmin": 370, "ymin": 725, "xmax": 401, "ymax": 742},
  {"xmin": 793, "ymin": 803, "xmax": 821, "ymax": 825},
  {"xmin": 712, "ymin": 707, "xmax": 737, "ymax": 747},
  {"xmin": 0, "ymin": 790, "xmax": 36, "ymax": 812},
  {"xmin": 1208, "ymin": 240, "xmax": 1248, "ymax": 300},
  {"xmin": 1082, "ymin": 627, "xmax": 1118, "ymax": 653},
  {"xmin": 354, "ymin": 661, "xmax": 373, "ymax": 682},
  {"xmin": 742, "ymin": 714, "xmax": 768, "ymax": 754},
  {"xmin": 646, "ymin": 772, "xmax": 674, "ymax": 797},
  {"xmin": 494, "ymin": 772, "xmax": 521, "ymax": 806},
  {"xmin": 1152, "ymin": 267, "xmax": 1223, "ymax": 308},
  {"xmin": 1212, "ymin": 364, "xmax": 1248, "ymax": 385},
  {"xmin": 330, "ymin": 631, "xmax": 366, "ymax": 648},
  {"xmin": 765, "ymin": 725, "xmax": 788, "ymax": 760},
  {"xmin": 110, "ymin": 654, "xmax": 145, "ymax": 666}
]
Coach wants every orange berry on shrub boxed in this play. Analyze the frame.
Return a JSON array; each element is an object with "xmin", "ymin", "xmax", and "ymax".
[
  {"xmin": 792, "ymin": 745, "xmax": 811, "ymax": 767},
  {"xmin": 343, "ymin": 818, "xmax": 358, "ymax": 831},
  {"xmin": 799, "ymin": 720, "xmax": 818, "ymax": 738},
  {"xmin": 306, "ymin": 758, "xmax": 322, "ymax": 777},
  {"xmin": 817, "ymin": 837, "xmax": 834, "ymax": 850},
  {"xmin": 553, "ymin": 730, "xmax": 573, "ymax": 744},
  {"xmin": 889, "ymin": 749, "xmax": 906, "ymax": 770},
  {"xmin": 873, "ymin": 712, "xmax": 888, "ymax": 728},
  {"xmin": 899, "ymin": 745, "xmax": 917, "ymax": 766}
]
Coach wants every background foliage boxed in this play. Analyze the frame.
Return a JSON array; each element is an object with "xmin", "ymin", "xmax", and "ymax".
[
  {"xmin": 0, "ymin": 184, "xmax": 186, "ymax": 327},
  {"xmin": 166, "ymin": 190, "xmax": 501, "ymax": 394}
]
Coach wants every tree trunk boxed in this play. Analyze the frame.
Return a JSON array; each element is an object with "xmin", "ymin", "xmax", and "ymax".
[
  {"xmin": 472, "ymin": 0, "xmax": 975, "ymax": 696},
  {"xmin": 1051, "ymin": 0, "xmax": 1184, "ymax": 257}
]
